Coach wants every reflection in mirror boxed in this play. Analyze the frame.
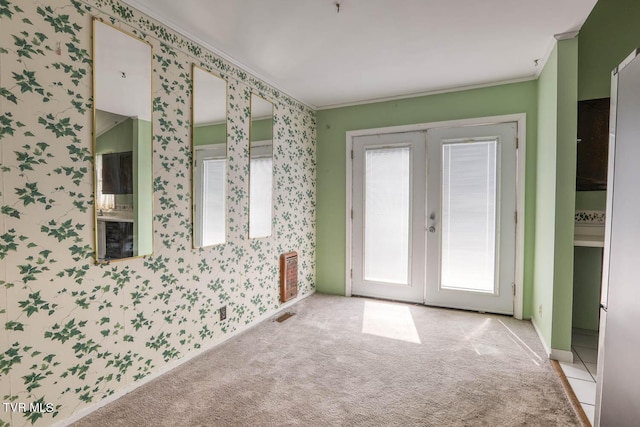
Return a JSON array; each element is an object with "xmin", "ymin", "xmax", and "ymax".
[
  {"xmin": 249, "ymin": 94, "xmax": 274, "ymax": 239},
  {"xmin": 192, "ymin": 65, "xmax": 228, "ymax": 247},
  {"xmin": 93, "ymin": 19, "xmax": 153, "ymax": 262}
]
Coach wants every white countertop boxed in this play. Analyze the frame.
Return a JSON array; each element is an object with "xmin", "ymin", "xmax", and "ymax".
[
  {"xmin": 574, "ymin": 224, "xmax": 605, "ymax": 248},
  {"xmin": 97, "ymin": 211, "xmax": 134, "ymax": 223}
]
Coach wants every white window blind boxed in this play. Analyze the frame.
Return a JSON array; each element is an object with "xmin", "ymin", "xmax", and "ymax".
[
  {"xmin": 200, "ymin": 158, "xmax": 226, "ymax": 246},
  {"xmin": 249, "ymin": 157, "xmax": 273, "ymax": 238},
  {"xmin": 364, "ymin": 147, "xmax": 411, "ymax": 285},
  {"xmin": 441, "ymin": 140, "xmax": 498, "ymax": 293}
]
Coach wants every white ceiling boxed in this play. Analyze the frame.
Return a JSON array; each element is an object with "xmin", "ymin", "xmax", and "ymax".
[
  {"xmin": 193, "ymin": 66, "xmax": 227, "ymax": 125},
  {"xmin": 96, "ymin": 110, "xmax": 129, "ymax": 136},
  {"xmin": 95, "ymin": 20, "xmax": 152, "ymax": 120},
  {"xmin": 122, "ymin": 0, "xmax": 597, "ymax": 110},
  {"xmin": 193, "ymin": 67, "xmax": 273, "ymax": 124}
]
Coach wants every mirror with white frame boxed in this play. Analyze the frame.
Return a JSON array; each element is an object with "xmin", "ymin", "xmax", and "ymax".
[
  {"xmin": 249, "ymin": 94, "xmax": 274, "ymax": 239},
  {"xmin": 93, "ymin": 18, "xmax": 153, "ymax": 262},
  {"xmin": 192, "ymin": 65, "xmax": 228, "ymax": 247}
]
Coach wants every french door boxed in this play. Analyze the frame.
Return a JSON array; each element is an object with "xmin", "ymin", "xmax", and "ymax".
[
  {"xmin": 425, "ymin": 123, "xmax": 516, "ymax": 314},
  {"xmin": 352, "ymin": 132, "xmax": 426, "ymax": 303},
  {"xmin": 351, "ymin": 123, "xmax": 517, "ymax": 314}
]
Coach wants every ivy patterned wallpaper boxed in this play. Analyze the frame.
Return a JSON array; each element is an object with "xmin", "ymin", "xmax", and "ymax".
[{"xmin": 0, "ymin": 0, "xmax": 316, "ymax": 425}]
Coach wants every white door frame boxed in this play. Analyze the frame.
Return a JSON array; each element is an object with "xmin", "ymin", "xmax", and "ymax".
[{"xmin": 345, "ymin": 113, "xmax": 526, "ymax": 319}]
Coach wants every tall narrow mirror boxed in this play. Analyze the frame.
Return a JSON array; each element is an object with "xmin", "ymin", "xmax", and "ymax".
[
  {"xmin": 192, "ymin": 65, "xmax": 228, "ymax": 247},
  {"xmin": 93, "ymin": 19, "xmax": 153, "ymax": 261},
  {"xmin": 249, "ymin": 94, "xmax": 274, "ymax": 239}
]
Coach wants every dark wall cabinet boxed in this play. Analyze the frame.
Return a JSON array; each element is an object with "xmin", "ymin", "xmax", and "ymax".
[
  {"xmin": 104, "ymin": 221, "xmax": 133, "ymax": 260},
  {"xmin": 102, "ymin": 151, "xmax": 133, "ymax": 194},
  {"xmin": 577, "ymin": 98, "xmax": 610, "ymax": 191}
]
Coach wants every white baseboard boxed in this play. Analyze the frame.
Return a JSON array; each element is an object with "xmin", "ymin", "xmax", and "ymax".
[
  {"xmin": 55, "ymin": 290, "xmax": 316, "ymax": 426},
  {"xmin": 531, "ymin": 318, "xmax": 551, "ymax": 357},
  {"xmin": 530, "ymin": 318, "xmax": 574, "ymax": 363}
]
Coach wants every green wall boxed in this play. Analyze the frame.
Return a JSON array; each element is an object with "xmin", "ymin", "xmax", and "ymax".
[
  {"xmin": 250, "ymin": 117, "xmax": 274, "ymax": 143},
  {"xmin": 532, "ymin": 39, "xmax": 578, "ymax": 353},
  {"xmin": 532, "ymin": 44, "xmax": 559, "ymax": 349},
  {"xmin": 194, "ymin": 122, "xmax": 226, "ymax": 146},
  {"xmin": 134, "ymin": 118, "xmax": 153, "ymax": 256},
  {"xmin": 575, "ymin": 191, "xmax": 607, "ymax": 210},
  {"xmin": 96, "ymin": 118, "xmax": 134, "ymax": 208},
  {"xmin": 579, "ymin": 0, "xmax": 640, "ymax": 101},
  {"xmin": 571, "ymin": 0, "xmax": 640, "ymax": 331},
  {"xmin": 96, "ymin": 117, "xmax": 133, "ymax": 154},
  {"xmin": 316, "ymin": 81, "xmax": 538, "ymax": 319},
  {"xmin": 574, "ymin": 0, "xmax": 640, "ymax": 208},
  {"xmin": 194, "ymin": 118, "xmax": 272, "ymax": 147},
  {"xmin": 573, "ymin": 247, "xmax": 603, "ymax": 330},
  {"xmin": 552, "ymin": 38, "xmax": 578, "ymax": 351}
]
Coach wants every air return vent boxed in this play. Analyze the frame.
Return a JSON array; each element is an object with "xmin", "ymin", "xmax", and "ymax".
[{"xmin": 275, "ymin": 312, "xmax": 295, "ymax": 323}]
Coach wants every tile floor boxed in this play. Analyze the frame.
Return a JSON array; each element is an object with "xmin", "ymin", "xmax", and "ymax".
[{"xmin": 560, "ymin": 329, "xmax": 599, "ymax": 425}]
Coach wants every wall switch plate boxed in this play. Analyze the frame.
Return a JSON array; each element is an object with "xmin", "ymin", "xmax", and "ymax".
[{"xmin": 220, "ymin": 305, "xmax": 226, "ymax": 321}]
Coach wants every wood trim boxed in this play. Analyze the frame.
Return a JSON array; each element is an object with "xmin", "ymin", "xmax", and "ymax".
[{"xmin": 551, "ymin": 360, "xmax": 592, "ymax": 427}]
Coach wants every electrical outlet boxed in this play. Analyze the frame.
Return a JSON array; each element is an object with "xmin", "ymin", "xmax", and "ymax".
[
  {"xmin": 220, "ymin": 305, "xmax": 226, "ymax": 321},
  {"xmin": 538, "ymin": 304, "xmax": 543, "ymax": 317}
]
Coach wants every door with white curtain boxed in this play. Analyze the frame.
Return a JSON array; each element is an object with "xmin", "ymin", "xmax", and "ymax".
[
  {"xmin": 351, "ymin": 132, "xmax": 426, "ymax": 303},
  {"xmin": 425, "ymin": 123, "xmax": 517, "ymax": 314}
]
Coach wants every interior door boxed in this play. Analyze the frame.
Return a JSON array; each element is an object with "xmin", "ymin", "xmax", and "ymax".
[
  {"xmin": 352, "ymin": 132, "xmax": 426, "ymax": 303},
  {"xmin": 425, "ymin": 123, "xmax": 517, "ymax": 314}
]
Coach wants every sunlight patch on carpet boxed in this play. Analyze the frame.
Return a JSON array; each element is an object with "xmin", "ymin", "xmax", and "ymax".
[{"xmin": 362, "ymin": 301, "xmax": 421, "ymax": 344}]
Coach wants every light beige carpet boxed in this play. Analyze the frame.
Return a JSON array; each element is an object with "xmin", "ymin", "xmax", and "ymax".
[{"xmin": 74, "ymin": 294, "xmax": 578, "ymax": 426}]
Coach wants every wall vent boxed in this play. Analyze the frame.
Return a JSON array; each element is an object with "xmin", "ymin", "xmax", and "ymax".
[{"xmin": 280, "ymin": 251, "xmax": 298, "ymax": 303}]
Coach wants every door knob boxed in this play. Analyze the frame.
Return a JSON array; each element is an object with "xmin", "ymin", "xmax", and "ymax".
[{"xmin": 428, "ymin": 226, "xmax": 436, "ymax": 233}]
